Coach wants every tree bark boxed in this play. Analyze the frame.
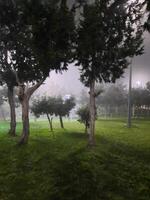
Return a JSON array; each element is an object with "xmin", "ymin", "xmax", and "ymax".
[
  {"xmin": 19, "ymin": 96, "xmax": 30, "ymax": 144},
  {"xmin": 8, "ymin": 86, "xmax": 16, "ymax": 136},
  {"xmin": 59, "ymin": 115, "xmax": 64, "ymax": 129},
  {"xmin": 88, "ymin": 79, "xmax": 96, "ymax": 147}
]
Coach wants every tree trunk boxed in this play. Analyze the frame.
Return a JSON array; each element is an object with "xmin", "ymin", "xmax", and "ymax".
[
  {"xmin": 17, "ymin": 80, "xmax": 44, "ymax": 145},
  {"xmin": 59, "ymin": 115, "xmax": 64, "ymax": 129},
  {"xmin": 88, "ymin": 80, "xmax": 96, "ymax": 146},
  {"xmin": 85, "ymin": 120, "xmax": 89, "ymax": 134},
  {"xmin": 19, "ymin": 96, "xmax": 30, "ymax": 144},
  {"xmin": 8, "ymin": 86, "xmax": 16, "ymax": 136},
  {"xmin": 46, "ymin": 113, "xmax": 53, "ymax": 131},
  {"xmin": 85, "ymin": 124, "xmax": 88, "ymax": 134}
]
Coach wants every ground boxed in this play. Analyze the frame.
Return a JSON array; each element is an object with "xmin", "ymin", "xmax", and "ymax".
[{"xmin": 0, "ymin": 119, "xmax": 150, "ymax": 200}]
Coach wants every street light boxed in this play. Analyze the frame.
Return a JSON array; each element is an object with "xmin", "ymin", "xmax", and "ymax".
[{"xmin": 127, "ymin": 59, "xmax": 132, "ymax": 128}]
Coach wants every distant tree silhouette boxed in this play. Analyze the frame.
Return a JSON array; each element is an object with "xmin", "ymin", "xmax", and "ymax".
[
  {"xmin": 54, "ymin": 96, "xmax": 76, "ymax": 128},
  {"xmin": 31, "ymin": 95, "xmax": 75, "ymax": 130},
  {"xmin": 31, "ymin": 97, "xmax": 56, "ymax": 131}
]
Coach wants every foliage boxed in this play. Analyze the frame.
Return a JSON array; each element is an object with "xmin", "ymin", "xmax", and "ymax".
[
  {"xmin": 54, "ymin": 96, "xmax": 76, "ymax": 117},
  {"xmin": 75, "ymin": 0, "xmax": 144, "ymax": 86},
  {"xmin": 31, "ymin": 96, "xmax": 75, "ymax": 130},
  {"xmin": 31, "ymin": 96, "xmax": 76, "ymax": 118},
  {"xmin": 31, "ymin": 96, "xmax": 56, "ymax": 118},
  {"xmin": 0, "ymin": 0, "xmax": 75, "ymax": 85}
]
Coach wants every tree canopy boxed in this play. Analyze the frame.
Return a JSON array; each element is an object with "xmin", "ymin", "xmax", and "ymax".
[
  {"xmin": 75, "ymin": 0, "xmax": 144, "ymax": 86},
  {"xmin": 31, "ymin": 95, "xmax": 76, "ymax": 129}
]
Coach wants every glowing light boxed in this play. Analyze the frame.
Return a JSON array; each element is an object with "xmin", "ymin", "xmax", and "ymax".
[{"xmin": 136, "ymin": 81, "xmax": 142, "ymax": 87}]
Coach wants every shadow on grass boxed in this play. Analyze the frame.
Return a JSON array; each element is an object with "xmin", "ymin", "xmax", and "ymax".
[
  {"xmin": 62, "ymin": 131, "xmax": 88, "ymax": 139},
  {"xmin": 0, "ymin": 132, "xmax": 150, "ymax": 200},
  {"xmin": 50, "ymin": 138, "xmax": 150, "ymax": 200},
  {"xmin": 97, "ymin": 135, "xmax": 150, "ymax": 163}
]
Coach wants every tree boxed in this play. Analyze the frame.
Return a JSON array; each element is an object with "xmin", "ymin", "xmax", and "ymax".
[
  {"xmin": 0, "ymin": 87, "xmax": 6, "ymax": 106},
  {"xmin": 0, "ymin": 86, "xmax": 8, "ymax": 121},
  {"xmin": 1, "ymin": 71, "xmax": 18, "ymax": 136},
  {"xmin": 77, "ymin": 106, "xmax": 90, "ymax": 134},
  {"xmin": 0, "ymin": 0, "xmax": 19, "ymax": 136},
  {"xmin": 146, "ymin": 81, "xmax": 150, "ymax": 91},
  {"xmin": 0, "ymin": 0, "xmax": 75, "ymax": 144},
  {"xmin": 31, "ymin": 97, "xmax": 55, "ymax": 131},
  {"xmin": 96, "ymin": 84, "xmax": 127, "ymax": 117},
  {"xmin": 54, "ymin": 96, "xmax": 76, "ymax": 128},
  {"xmin": 31, "ymin": 95, "xmax": 76, "ymax": 130},
  {"xmin": 75, "ymin": 0, "xmax": 144, "ymax": 146},
  {"xmin": 132, "ymin": 86, "xmax": 150, "ymax": 118}
]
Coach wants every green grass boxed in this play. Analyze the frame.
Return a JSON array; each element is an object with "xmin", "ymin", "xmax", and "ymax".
[{"xmin": 0, "ymin": 119, "xmax": 150, "ymax": 200}]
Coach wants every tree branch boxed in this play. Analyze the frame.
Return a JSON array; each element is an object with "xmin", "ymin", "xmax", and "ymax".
[{"xmin": 27, "ymin": 79, "xmax": 45, "ymax": 97}]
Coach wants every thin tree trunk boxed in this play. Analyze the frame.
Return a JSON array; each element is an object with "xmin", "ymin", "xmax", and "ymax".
[
  {"xmin": 46, "ymin": 113, "xmax": 53, "ymax": 131},
  {"xmin": 8, "ymin": 86, "xmax": 16, "ymax": 136},
  {"xmin": 85, "ymin": 124, "xmax": 88, "ymax": 134},
  {"xmin": 85, "ymin": 120, "xmax": 89, "ymax": 134},
  {"xmin": 50, "ymin": 117, "xmax": 53, "ymax": 132},
  {"xmin": 88, "ymin": 79, "xmax": 96, "ymax": 147},
  {"xmin": 59, "ymin": 115, "xmax": 64, "ymax": 129}
]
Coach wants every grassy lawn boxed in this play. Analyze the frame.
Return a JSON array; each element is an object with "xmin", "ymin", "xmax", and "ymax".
[{"xmin": 0, "ymin": 119, "xmax": 150, "ymax": 200}]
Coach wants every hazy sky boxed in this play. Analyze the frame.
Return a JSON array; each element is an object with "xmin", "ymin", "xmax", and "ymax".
[
  {"xmin": 37, "ymin": 33, "xmax": 150, "ymax": 97},
  {"xmin": 123, "ymin": 32, "xmax": 150, "ymax": 87}
]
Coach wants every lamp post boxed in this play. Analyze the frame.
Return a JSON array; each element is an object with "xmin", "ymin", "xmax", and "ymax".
[{"xmin": 127, "ymin": 59, "xmax": 132, "ymax": 128}]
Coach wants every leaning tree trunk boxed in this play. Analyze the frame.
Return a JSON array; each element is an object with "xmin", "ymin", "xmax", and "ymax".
[
  {"xmin": 18, "ymin": 81, "xmax": 44, "ymax": 145},
  {"xmin": 88, "ymin": 79, "xmax": 96, "ymax": 147},
  {"xmin": 8, "ymin": 86, "xmax": 16, "ymax": 136},
  {"xmin": 46, "ymin": 113, "xmax": 53, "ymax": 131},
  {"xmin": 59, "ymin": 115, "xmax": 64, "ymax": 129}
]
